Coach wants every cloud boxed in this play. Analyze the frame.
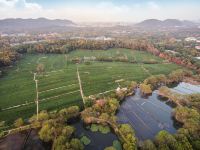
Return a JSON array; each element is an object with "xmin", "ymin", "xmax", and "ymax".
[
  {"xmin": 0, "ymin": 0, "xmax": 38, "ymax": 9},
  {"xmin": 0, "ymin": 0, "xmax": 199, "ymax": 22},
  {"xmin": 147, "ymin": 1, "xmax": 160, "ymax": 10},
  {"xmin": 0, "ymin": 0, "xmax": 46, "ymax": 18},
  {"xmin": 20, "ymin": 0, "xmax": 42, "ymax": 10},
  {"xmin": 0, "ymin": 0, "xmax": 17, "ymax": 8}
]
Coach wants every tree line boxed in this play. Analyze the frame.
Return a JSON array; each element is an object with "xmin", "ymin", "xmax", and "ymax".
[{"xmin": 1, "ymin": 38, "xmax": 200, "ymax": 73}]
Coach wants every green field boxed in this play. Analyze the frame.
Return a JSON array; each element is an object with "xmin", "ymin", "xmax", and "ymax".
[
  {"xmin": 69, "ymin": 48, "xmax": 164, "ymax": 63},
  {"xmin": 0, "ymin": 49, "xmax": 181, "ymax": 124}
]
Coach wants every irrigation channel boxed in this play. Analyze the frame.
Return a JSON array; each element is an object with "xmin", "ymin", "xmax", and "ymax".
[{"xmin": 117, "ymin": 82, "xmax": 200, "ymax": 141}]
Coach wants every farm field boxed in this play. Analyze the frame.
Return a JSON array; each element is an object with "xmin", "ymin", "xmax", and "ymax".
[
  {"xmin": 69, "ymin": 48, "xmax": 164, "ymax": 63},
  {"xmin": 0, "ymin": 49, "xmax": 182, "ymax": 124}
]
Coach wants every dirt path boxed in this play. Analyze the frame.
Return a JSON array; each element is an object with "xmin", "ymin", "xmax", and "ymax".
[
  {"xmin": 140, "ymin": 64, "xmax": 152, "ymax": 76},
  {"xmin": 89, "ymin": 89, "xmax": 116, "ymax": 97},
  {"xmin": 39, "ymin": 90, "xmax": 80, "ymax": 102},
  {"xmin": 77, "ymin": 66, "xmax": 85, "ymax": 105},
  {"xmin": 38, "ymin": 84, "xmax": 77, "ymax": 94}
]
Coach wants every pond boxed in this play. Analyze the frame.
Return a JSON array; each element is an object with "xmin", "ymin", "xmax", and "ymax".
[
  {"xmin": 117, "ymin": 88, "xmax": 178, "ymax": 141},
  {"xmin": 117, "ymin": 82, "xmax": 200, "ymax": 141},
  {"xmin": 72, "ymin": 120, "xmax": 118, "ymax": 150},
  {"xmin": 0, "ymin": 130, "xmax": 49, "ymax": 150},
  {"xmin": 0, "ymin": 121, "xmax": 118, "ymax": 150},
  {"xmin": 171, "ymin": 82, "xmax": 200, "ymax": 94},
  {"xmin": 2, "ymin": 82, "xmax": 198, "ymax": 148}
]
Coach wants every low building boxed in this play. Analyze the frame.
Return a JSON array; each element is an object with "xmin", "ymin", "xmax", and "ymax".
[
  {"xmin": 196, "ymin": 40, "xmax": 200, "ymax": 43},
  {"xmin": 195, "ymin": 57, "xmax": 200, "ymax": 60},
  {"xmin": 84, "ymin": 56, "xmax": 96, "ymax": 61},
  {"xmin": 185, "ymin": 37, "xmax": 197, "ymax": 42},
  {"xmin": 165, "ymin": 50, "xmax": 179, "ymax": 55}
]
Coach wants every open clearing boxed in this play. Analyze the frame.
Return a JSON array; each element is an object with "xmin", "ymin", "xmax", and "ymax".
[{"xmin": 0, "ymin": 49, "xmax": 182, "ymax": 123}]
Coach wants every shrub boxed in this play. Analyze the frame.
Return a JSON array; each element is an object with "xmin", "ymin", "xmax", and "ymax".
[
  {"xmin": 84, "ymin": 61, "xmax": 91, "ymax": 65},
  {"xmin": 80, "ymin": 136, "xmax": 91, "ymax": 145},
  {"xmin": 140, "ymin": 140, "xmax": 156, "ymax": 150},
  {"xmin": 70, "ymin": 138, "xmax": 84, "ymax": 150},
  {"xmin": 91, "ymin": 124, "xmax": 98, "ymax": 132},
  {"xmin": 104, "ymin": 146, "xmax": 116, "ymax": 150},
  {"xmin": 155, "ymin": 130, "xmax": 178, "ymax": 150},
  {"xmin": 90, "ymin": 124, "xmax": 110, "ymax": 134},
  {"xmin": 14, "ymin": 118, "xmax": 24, "ymax": 127},
  {"xmin": 140, "ymin": 83, "xmax": 152, "ymax": 95},
  {"xmin": 119, "ymin": 124, "xmax": 137, "ymax": 150},
  {"xmin": 113, "ymin": 140, "xmax": 122, "ymax": 150},
  {"xmin": 99, "ymin": 125, "xmax": 110, "ymax": 134}
]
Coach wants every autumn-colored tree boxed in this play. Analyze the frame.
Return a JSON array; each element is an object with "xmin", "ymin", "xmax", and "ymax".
[
  {"xmin": 158, "ymin": 86, "xmax": 170, "ymax": 97},
  {"xmin": 174, "ymin": 134, "xmax": 193, "ymax": 150},
  {"xmin": 70, "ymin": 138, "xmax": 84, "ymax": 150},
  {"xmin": 29, "ymin": 110, "xmax": 49, "ymax": 124},
  {"xmin": 140, "ymin": 84, "xmax": 152, "ymax": 95},
  {"xmin": 168, "ymin": 69, "xmax": 193, "ymax": 83},
  {"xmin": 58, "ymin": 106, "xmax": 80, "ymax": 120},
  {"xmin": 119, "ymin": 124, "xmax": 137, "ymax": 150},
  {"xmin": 173, "ymin": 107, "xmax": 199, "ymax": 124},
  {"xmin": 140, "ymin": 140, "xmax": 157, "ymax": 150},
  {"xmin": 144, "ymin": 74, "xmax": 167, "ymax": 89},
  {"xmin": 14, "ymin": 118, "xmax": 24, "ymax": 128},
  {"xmin": 39, "ymin": 119, "xmax": 75, "ymax": 143},
  {"xmin": 155, "ymin": 130, "xmax": 178, "ymax": 150}
]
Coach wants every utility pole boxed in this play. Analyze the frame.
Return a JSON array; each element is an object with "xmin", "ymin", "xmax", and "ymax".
[
  {"xmin": 64, "ymin": 54, "xmax": 68, "ymax": 68},
  {"xmin": 33, "ymin": 73, "xmax": 36, "ymax": 81},
  {"xmin": 33, "ymin": 72, "xmax": 39, "ymax": 120},
  {"xmin": 76, "ymin": 66, "xmax": 85, "ymax": 106},
  {"xmin": 35, "ymin": 79, "xmax": 39, "ymax": 120}
]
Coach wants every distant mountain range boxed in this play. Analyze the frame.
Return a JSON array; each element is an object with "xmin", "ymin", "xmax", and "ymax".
[
  {"xmin": 0, "ymin": 18, "xmax": 75, "ymax": 33},
  {"xmin": 135, "ymin": 19, "xmax": 198, "ymax": 28},
  {"xmin": 0, "ymin": 18, "xmax": 199, "ymax": 34}
]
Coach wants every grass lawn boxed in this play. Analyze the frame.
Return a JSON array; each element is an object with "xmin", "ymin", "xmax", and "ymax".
[{"xmin": 0, "ymin": 49, "xmax": 182, "ymax": 124}]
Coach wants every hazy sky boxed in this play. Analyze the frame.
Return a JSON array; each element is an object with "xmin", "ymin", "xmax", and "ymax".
[{"xmin": 0, "ymin": 0, "xmax": 200, "ymax": 22}]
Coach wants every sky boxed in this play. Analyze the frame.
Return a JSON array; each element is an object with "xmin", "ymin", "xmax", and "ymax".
[{"xmin": 0, "ymin": 0, "xmax": 200, "ymax": 22}]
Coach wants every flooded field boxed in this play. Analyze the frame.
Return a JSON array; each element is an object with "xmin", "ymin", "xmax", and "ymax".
[
  {"xmin": 117, "ymin": 89, "xmax": 177, "ymax": 140},
  {"xmin": 117, "ymin": 82, "xmax": 200, "ymax": 140}
]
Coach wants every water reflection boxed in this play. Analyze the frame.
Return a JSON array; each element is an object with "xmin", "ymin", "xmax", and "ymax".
[
  {"xmin": 71, "ymin": 120, "xmax": 118, "ymax": 150},
  {"xmin": 172, "ymin": 82, "xmax": 200, "ymax": 94},
  {"xmin": 1, "ymin": 120, "xmax": 118, "ymax": 150},
  {"xmin": 117, "ymin": 88, "xmax": 178, "ymax": 140}
]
